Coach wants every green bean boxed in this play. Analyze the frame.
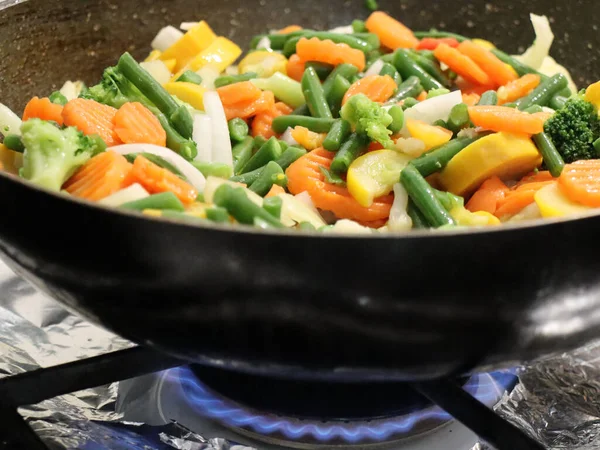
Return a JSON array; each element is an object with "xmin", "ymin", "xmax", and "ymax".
[
  {"xmin": 533, "ymin": 133, "xmax": 565, "ymax": 177},
  {"xmin": 298, "ymin": 221, "xmax": 317, "ymax": 231},
  {"xmin": 365, "ymin": 0, "xmax": 378, "ymax": 11},
  {"xmin": 407, "ymin": 198, "xmax": 430, "ymax": 229},
  {"xmin": 232, "ymin": 136, "xmax": 254, "ymax": 175},
  {"xmin": 351, "ymin": 33, "xmax": 380, "ymax": 50},
  {"xmin": 292, "ymin": 104, "xmax": 310, "ymax": 116},
  {"xmin": 248, "ymin": 161, "xmax": 284, "ymax": 196},
  {"xmin": 276, "ymin": 146, "xmax": 307, "ymax": 170},
  {"xmin": 278, "ymin": 140, "xmax": 289, "ymax": 152},
  {"xmin": 49, "ymin": 91, "xmax": 68, "ymax": 106},
  {"xmin": 556, "ymin": 87, "xmax": 572, "ymax": 98},
  {"xmin": 263, "ymin": 196, "xmax": 283, "ymax": 219},
  {"xmin": 3, "ymin": 134, "xmax": 24, "ymax": 153},
  {"xmin": 196, "ymin": 192, "xmax": 205, "ymax": 202},
  {"xmin": 489, "ymin": 49, "xmax": 546, "ymax": 78},
  {"xmin": 191, "ymin": 161, "xmax": 233, "ymax": 179},
  {"xmin": 380, "ymin": 53, "xmax": 395, "ymax": 63},
  {"xmin": 213, "ymin": 184, "xmax": 283, "ymax": 228},
  {"xmin": 427, "ymin": 88, "xmax": 451, "ymax": 99},
  {"xmin": 365, "ymin": 49, "xmax": 384, "ymax": 65},
  {"xmin": 213, "ymin": 72, "xmax": 258, "ymax": 88},
  {"xmin": 302, "ymin": 67, "xmax": 333, "ymax": 119},
  {"xmin": 352, "ymin": 19, "xmax": 367, "ymax": 33},
  {"xmin": 594, "ymin": 137, "xmax": 600, "ymax": 156},
  {"xmin": 330, "ymin": 133, "xmax": 369, "ymax": 173},
  {"xmin": 175, "ymin": 70, "xmax": 203, "ymax": 85},
  {"xmin": 433, "ymin": 119, "xmax": 448, "ymax": 128},
  {"xmin": 478, "ymin": 90, "xmax": 498, "ymax": 106},
  {"xmin": 306, "ymin": 62, "xmax": 334, "ymax": 81},
  {"xmin": 401, "ymin": 98, "xmax": 419, "ymax": 110},
  {"xmin": 393, "ymin": 49, "xmax": 443, "ymax": 91},
  {"xmin": 408, "ymin": 53, "xmax": 452, "ymax": 88},
  {"xmin": 549, "ymin": 95, "xmax": 568, "ymax": 110},
  {"xmin": 319, "ymin": 165, "xmax": 346, "ymax": 186},
  {"xmin": 272, "ymin": 116, "xmax": 336, "ymax": 133},
  {"xmin": 253, "ymin": 135, "xmax": 268, "ymax": 150},
  {"xmin": 205, "ymin": 206, "xmax": 230, "ymax": 223},
  {"xmin": 322, "ymin": 64, "xmax": 359, "ymax": 94},
  {"xmin": 523, "ymin": 105, "xmax": 544, "ymax": 114},
  {"xmin": 514, "ymin": 73, "xmax": 568, "ymax": 110},
  {"xmin": 379, "ymin": 62, "xmax": 402, "ymax": 86},
  {"xmin": 170, "ymin": 105, "xmax": 194, "ymax": 140},
  {"xmin": 155, "ymin": 113, "xmax": 197, "ymax": 160},
  {"xmin": 413, "ymin": 30, "xmax": 469, "ymax": 42},
  {"xmin": 400, "ymin": 164, "xmax": 455, "ymax": 227},
  {"xmin": 387, "ymin": 105, "xmax": 404, "ymax": 133},
  {"xmin": 389, "ymin": 76, "xmax": 424, "ymax": 103},
  {"xmin": 121, "ymin": 192, "xmax": 185, "ymax": 212},
  {"xmin": 411, "ymin": 136, "xmax": 481, "ymax": 177},
  {"xmin": 446, "ymin": 103, "xmax": 470, "ymax": 133},
  {"xmin": 283, "ymin": 32, "xmax": 373, "ymax": 57},
  {"xmin": 240, "ymin": 137, "xmax": 282, "ymax": 174},
  {"xmin": 323, "ymin": 120, "xmax": 351, "ymax": 151},
  {"xmin": 249, "ymin": 31, "xmax": 305, "ymax": 50},
  {"xmin": 326, "ymin": 75, "xmax": 351, "ymax": 118},
  {"xmin": 230, "ymin": 166, "xmax": 264, "ymax": 186},
  {"xmin": 228, "ymin": 118, "xmax": 249, "ymax": 143}
]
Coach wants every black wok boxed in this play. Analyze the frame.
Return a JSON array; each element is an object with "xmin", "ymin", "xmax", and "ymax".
[{"xmin": 1, "ymin": 0, "xmax": 599, "ymax": 382}]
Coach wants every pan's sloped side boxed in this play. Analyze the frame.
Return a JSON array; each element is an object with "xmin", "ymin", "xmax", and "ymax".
[{"xmin": 2, "ymin": 173, "xmax": 600, "ymax": 381}]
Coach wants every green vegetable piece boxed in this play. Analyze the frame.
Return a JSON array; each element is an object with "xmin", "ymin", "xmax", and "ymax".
[
  {"xmin": 387, "ymin": 105, "xmax": 404, "ymax": 133},
  {"xmin": 230, "ymin": 167, "xmax": 263, "ymax": 186},
  {"xmin": 389, "ymin": 76, "xmax": 424, "ymax": 103},
  {"xmin": 532, "ymin": 132, "xmax": 565, "ymax": 177},
  {"xmin": 276, "ymin": 146, "xmax": 307, "ymax": 170},
  {"xmin": 433, "ymin": 119, "xmax": 448, "ymax": 128},
  {"xmin": 196, "ymin": 192, "xmax": 205, "ymax": 202},
  {"xmin": 213, "ymin": 184, "xmax": 284, "ymax": 228},
  {"xmin": 253, "ymin": 135, "xmax": 268, "ymax": 150},
  {"xmin": 594, "ymin": 137, "xmax": 600, "ymax": 156},
  {"xmin": 232, "ymin": 136, "xmax": 254, "ymax": 175},
  {"xmin": 322, "ymin": 64, "xmax": 359, "ymax": 94},
  {"xmin": 408, "ymin": 53, "xmax": 452, "ymax": 88},
  {"xmin": 121, "ymin": 192, "xmax": 185, "ymax": 212},
  {"xmin": 192, "ymin": 161, "xmax": 233, "ymax": 179},
  {"xmin": 352, "ymin": 33, "xmax": 380, "ymax": 50},
  {"xmin": 352, "ymin": 19, "xmax": 367, "ymax": 33},
  {"xmin": 263, "ymin": 195, "xmax": 283, "ymax": 219},
  {"xmin": 365, "ymin": 0, "xmax": 378, "ymax": 11},
  {"xmin": 272, "ymin": 172, "xmax": 288, "ymax": 188},
  {"xmin": 49, "ymin": 91, "xmax": 68, "ymax": 106},
  {"xmin": 549, "ymin": 95, "xmax": 568, "ymax": 110},
  {"xmin": 330, "ymin": 133, "xmax": 370, "ymax": 173},
  {"xmin": 213, "ymin": 72, "xmax": 258, "ymax": 88},
  {"xmin": 19, "ymin": 119, "xmax": 105, "ymax": 191},
  {"xmin": 407, "ymin": 198, "xmax": 430, "ymax": 229},
  {"xmin": 306, "ymin": 62, "xmax": 335, "ymax": 80},
  {"xmin": 169, "ymin": 105, "xmax": 194, "ymax": 141},
  {"xmin": 292, "ymin": 104, "xmax": 310, "ymax": 116},
  {"xmin": 302, "ymin": 66, "xmax": 333, "ymax": 119},
  {"xmin": 433, "ymin": 189, "xmax": 464, "ymax": 211},
  {"xmin": 478, "ymin": 90, "xmax": 498, "ymax": 106},
  {"xmin": 298, "ymin": 221, "xmax": 317, "ymax": 231},
  {"xmin": 401, "ymin": 97, "xmax": 419, "ymax": 110},
  {"xmin": 272, "ymin": 116, "xmax": 336, "ymax": 134},
  {"xmin": 523, "ymin": 105, "xmax": 544, "ymax": 114},
  {"xmin": 393, "ymin": 49, "xmax": 443, "ymax": 91},
  {"xmin": 326, "ymin": 75, "xmax": 352, "ymax": 118},
  {"xmin": 323, "ymin": 120, "xmax": 352, "ymax": 151},
  {"xmin": 413, "ymin": 30, "xmax": 468, "ymax": 42},
  {"xmin": 379, "ymin": 62, "xmax": 402, "ymax": 86},
  {"xmin": 427, "ymin": 88, "xmax": 451, "ymax": 99},
  {"xmin": 3, "ymin": 134, "xmax": 24, "ymax": 153},
  {"xmin": 249, "ymin": 161, "xmax": 284, "ymax": 196},
  {"xmin": 400, "ymin": 164, "xmax": 455, "ymax": 227},
  {"xmin": 205, "ymin": 206, "xmax": 230, "ymax": 223},
  {"xmin": 156, "ymin": 113, "xmax": 197, "ymax": 160},
  {"xmin": 319, "ymin": 165, "xmax": 347, "ymax": 186},
  {"xmin": 515, "ymin": 73, "xmax": 568, "ymax": 110},
  {"xmin": 176, "ymin": 70, "xmax": 203, "ymax": 85},
  {"xmin": 240, "ymin": 137, "xmax": 282, "ymax": 174},
  {"xmin": 489, "ymin": 48, "xmax": 546, "ymax": 78},
  {"xmin": 447, "ymin": 103, "xmax": 470, "ymax": 132},
  {"xmin": 340, "ymin": 94, "xmax": 393, "ymax": 148},
  {"xmin": 411, "ymin": 135, "xmax": 481, "ymax": 177},
  {"xmin": 251, "ymin": 73, "xmax": 305, "ymax": 108},
  {"xmin": 228, "ymin": 118, "xmax": 249, "ymax": 143}
]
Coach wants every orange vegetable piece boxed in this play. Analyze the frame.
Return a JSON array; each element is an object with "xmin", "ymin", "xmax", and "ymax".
[
  {"xmin": 342, "ymin": 75, "xmax": 397, "ymax": 105},
  {"xmin": 126, "ymin": 155, "xmax": 197, "ymax": 204},
  {"xmin": 416, "ymin": 91, "xmax": 428, "ymax": 102},
  {"xmin": 515, "ymin": 170, "xmax": 555, "ymax": 187},
  {"xmin": 365, "ymin": 11, "xmax": 419, "ymax": 50},
  {"xmin": 296, "ymin": 37, "xmax": 366, "ymax": 71},
  {"xmin": 467, "ymin": 105, "xmax": 547, "ymax": 135},
  {"xmin": 497, "ymin": 74, "xmax": 541, "ymax": 105},
  {"xmin": 417, "ymin": 37, "xmax": 459, "ymax": 50},
  {"xmin": 455, "ymin": 77, "xmax": 494, "ymax": 96},
  {"xmin": 558, "ymin": 160, "xmax": 600, "ymax": 207},
  {"xmin": 462, "ymin": 92, "xmax": 481, "ymax": 106},
  {"xmin": 114, "ymin": 102, "xmax": 166, "ymax": 147},
  {"xmin": 265, "ymin": 184, "xmax": 286, "ymax": 198},
  {"xmin": 291, "ymin": 126, "xmax": 326, "ymax": 150},
  {"xmin": 493, "ymin": 175, "xmax": 554, "ymax": 217},
  {"xmin": 62, "ymin": 98, "xmax": 120, "ymax": 147},
  {"xmin": 286, "ymin": 147, "xmax": 393, "ymax": 222},
  {"xmin": 286, "ymin": 54, "xmax": 306, "ymax": 82},
  {"xmin": 457, "ymin": 40, "xmax": 518, "ymax": 87},
  {"xmin": 22, "ymin": 97, "xmax": 64, "ymax": 126},
  {"xmin": 434, "ymin": 43, "xmax": 492, "ymax": 87},
  {"xmin": 277, "ymin": 25, "xmax": 302, "ymax": 34},
  {"xmin": 252, "ymin": 101, "xmax": 293, "ymax": 139},
  {"xmin": 63, "ymin": 150, "xmax": 132, "ymax": 201},
  {"xmin": 466, "ymin": 175, "xmax": 509, "ymax": 214},
  {"xmin": 217, "ymin": 82, "xmax": 275, "ymax": 121}
]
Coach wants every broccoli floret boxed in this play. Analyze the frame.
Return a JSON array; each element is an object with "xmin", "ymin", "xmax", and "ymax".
[
  {"xmin": 544, "ymin": 95, "xmax": 600, "ymax": 163},
  {"xmin": 340, "ymin": 93, "xmax": 394, "ymax": 148},
  {"xmin": 19, "ymin": 119, "xmax": 105, "ymax": 191}
]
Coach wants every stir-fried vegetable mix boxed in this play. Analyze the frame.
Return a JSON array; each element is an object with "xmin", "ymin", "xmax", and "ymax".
[{"xmin": 2, "ymin": 11, "xmax": 600, "ymax": 233}]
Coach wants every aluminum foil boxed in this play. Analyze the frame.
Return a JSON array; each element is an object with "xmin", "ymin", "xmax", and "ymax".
[{"xmin": 0, "ymin": 258, "xmax": 599, "ymax": 450}]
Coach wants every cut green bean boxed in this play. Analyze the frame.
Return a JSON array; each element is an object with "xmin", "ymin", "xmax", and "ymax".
[
  {"xmin": 292, "ymin": 104, "xmax": 310, "ymax": 116},
  {"xmin": 523, "ymin": 105, "xmax": 544, "ymax": 114},
  {"xmin": 232, "ymin": 136, "xmax": 254, "ymax": 175},
  {"xmin": 533, "ymin": 132, "xmax": 565, "ymax": 177},
  {"xmin": 213, "ymin": 184, "xmax": 283, "ymax": 228},
  {"xmin": 276, "ymin": 146, "xmax": 307, "ymax": 170},
  {"xmin": 169, "ymin": 105, "xmax": 194, "ymax": 141},
  {"xmin": 411, "ymin": 136, "xmax": 481, "ymax": 177},
  {"xmin": 272, "ymin": 173, "xmax": 288, "ymax": 188},
  {"xmin": 387, "ymin": 105, "xmax": 405, "ymax": 133},
  {"xmin": 514, "ymin": 73, "xmax": 568, "ymax": 110},
  {"xmin": 251, "ymin": 73, "xmax": 305, "ymax": 108},
  {"xmin": 447, "ymin": 103, "xmax": 470, "ymax": 132},
  {"xmin": 230, "ymin": 166, "xmax": 264, "ymax": 186},
  {"xmin": 253, "ymin": 135, "xmax": 268, "ymax": 150},
  {"xmin": 306, "ymin": 62, "xmax": 334, "ymax": 80},
  {"xmin": 389, "ymin": 76, "xmax": 424, "ymax": 103},
  {"xmin": 409, "ymin": 53, "xmax": 452, "ymax": 88},
  {"xmin": 427, "ymin": 88, "xmax": 451, "ymax": 99},
  {"xmin": 228, "ymin": 118, "xmax": 249, "ymax": 143},
  {"xmin": 401, "ymin": 98, "xmax": 419, "ymax": 110},
  {"xmin": 319, "ymin": 165, "xmax": 346, "ymax": 186},
  {"xmin": 263, "ymin": 196, "xmax": 283, "ymax": 219},
  {"xmin": 433, "ymin": 119, "xmax": 448, "ymax": 128},
  {"xmin": 249, "ymin": 161, "xmax": 284, "ymax": 196},
  {"xmin": 490, "ymin": 49, "xmax": 546, "ymax": 78},
  {"xmin": 352, "ymin": 19, "xmax": 367, "ymax": 33},
  {"xmin": 407, "ymin": 198, "xmax": 430, "ymax": 229},
  {"xmin": 549, "ymin": 95, "xmax": 568, "ymax": 110},
  {"xmin": 302, "ymin": 66, "xmax": 333, "ymax": 119},
  {"xmin": 594, "ymin": 137, "xmax": 600, "ymax": 156},
  {"xmin": 155, "ymin": 113, "xmax": 197, "ymax": 160},
  {"xmin": 205, "ymin": 206, "xmax": 230, "ymax": 223},
  {"xmin": 298, "ymin": 221, "xmax": 317, "ymax": 231},
  {"xmin": 240, "ymin": 137, "xmax": 282, "ymax": 174},
  {"xmin": 192, "ymin": 161, "xmax": 233, "ymax": 179},
  {"xmin": 213, "ymin": 72, "xmax": 258, "ymax": 88},
  {"xmin": 365, "ymin": 0, "xmax": 378, "ymax": 11},
  {"xmin": 272, "ymin": 116, "xmax": 336, "ymax": 133},
  {"xmin": 352, "ymin": 33, "xmax": 380, "ymax": 50},
  {"xmin": 326, "ymin": 75, "xmax": 352, "ymax": 118},
  {"xmin": 2, "ymin": 134, "xmax": 24, "ymax": 153},
  {"xmin": 393, "ymin": 49, "xmax": 443, "ymax": 91},
  {"xmin": 379, "ymin": 62, "xmax": 402, "ymax": 86},
  {"xmin": 49, "ymin": 91, "xmax": 68, "ymax": 106},
  {"xmin": 323, "ymin": 120, "xmax": 351, "ymax": 151},
  {"xmin": 400, "ymin": 164, "xmax": 455, "ymax": 227},
  {"xmin": 413, "ymin": 30, "xmax": 468, "ymax": 42},
  {"xmin": 322, "ymin": 64, "xmax": 359, "ymax": 93},
  {"xmin": 478, "ymin": 90, "xmax": 498, "ymax": 106},
  {"xmin": 121, "ymin": 192, "xmax": 185, "ymax": 212},
  {"xmin": 330, "ymin": 133, "xmax": 369, "ymax": 173},
  {"xmin": 176, "ymin": 70, "xmax": 203, "ymax": 85}
]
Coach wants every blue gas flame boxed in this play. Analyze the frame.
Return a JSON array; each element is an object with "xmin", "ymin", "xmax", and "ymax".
[{"xmin": 170, "ymin": 367, "xmax": 517, "ymax": 444}]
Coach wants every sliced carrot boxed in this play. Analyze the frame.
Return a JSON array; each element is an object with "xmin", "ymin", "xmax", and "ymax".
[
  {"xmin": 63, "ymin": 150, "xmax": 132, "ymax": 201},
  {"xmin": 265, "ymin": 184, "xmax": 286, "ymax": 198},
  {"xmin": 126, "ymin": 155, "xmax": 197, "ymax": 204},
  {"xmin": 62, "ymin": 98, "xmax": 120, "ymax": 147},
  {"xmin": 434, "ymin": 43, "xmax": 492, "ymax": 87},
  {"xmin": 462, "ymin": 92, "xmax": 481, "ymax": 106},
  {"xmin": 365, "ymin": 11, "xmax": 419, "ymax": 50},
  {"xmin": 296, "ymin": 37, "xmax": 366, "ymax": 71},
  {"xmin": 497, "ymin": 74, "xmax": 541, "ymax": 105},
  {"xmin": 251, "ymin": 101, "xmax": 293, "ymax": 139},
  {"xmin": 217, "ymin": 81, "xmax": 263, "ymax": 107},
  {"xmin": 417, "ymin": 37, "xmax": 459, "ymax": 50},
  {"xmin": 455, "ymin": 77, "xmax": 493, "ymax": 96},
  {"xmin": 286, "ymin": 147, "xmax": 393, "ymax": 222},
  {"xmin": 457, "ymin": 40, "xmax": 518, "ymax": 86},
  {"xmin": 277, "ymin": 25, "xmax": 302, "ymax": 34},
  {"xmin": 342, "ymin": 75, "xmax": 397, "ymax": 105},
  {"xmin": 466, "ymin": 175, "xmax": 509, "ymax": 214},
  {"xmin": 286, "ymin": 54, "xmax": 306, "ymax": 82},
  {"xmin": 114, "ymin": 102, "xmax": 166, "ymax": 147},
  {"xmin": 218, "ymin": 83, "xmax": 275, "ymax": 121},
  {"xmin": 515, "ymin": 170, "xmax": 555, "ymax": 187},
  {"xmin": 467, "ymin": 105, "xmax": 546, "ymax": 135},
  {"xmin": 416, "ymin": 91, "xmax": 428, "ymax": 102},
  {"xmin": 494, "ymin": 189, "xmax": 537, "ymax": 217},
  {"xmin": 22, "ymin": 97, "xmax": 64, "ymax": 126},
  {"xmin": 558, "ymin": 160, "xmax": 600, "ymax": 207}
]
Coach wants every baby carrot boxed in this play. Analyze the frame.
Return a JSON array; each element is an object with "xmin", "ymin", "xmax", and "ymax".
[
  {"xmin": 467, "ymin": 105, "xmax": 547, "ymax": 135},
  {"xmin": 457, "ymin": 40, "xmax": 518, "ymax": 87},
  {"xmin": 434, "ymin": 43, "xmax": 492, "ymax": 87},
  {"xmin": 365, "ymin": 11, "xmax": 419, "ymax": 50}
]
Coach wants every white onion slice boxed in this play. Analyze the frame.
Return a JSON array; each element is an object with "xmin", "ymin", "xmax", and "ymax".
[
  {"xmin": 110, "ymin": 144, "xmax": 206, "ymax": 191},
  {"xmin": 328, "ymin": 25, "xmax": 354, "ymax": 34},
  {"xmin": 279, "ymin": 127, "xmax": 299, "ymax": 146},
  {"xmin": 388, "ymin": 183, "xmax": 412, "ymax": 232},
  {"xmin": 196, "ymin": 64, "xmax": 221, "ymax": 90},
  {"xmin": 325, "ymin": 219, "xmax": 374, "ymax": 234},
  {"xmin": 180, "ymin": 21, "xmax": 198, "ymax": 31},
  {"xmin": 151, "ymin": 26, "xmax": 184, "ymax": 52},
  {"xmin": 256, "ymin": 36, "xmax": 272, "ymax": 50},
  {"xmin": 192, "ymin": 114, "xmax": 213, "ymax": 162},
  {"xmin": 280, "ymin": 193, "xmax": 325, "ymax": 228},
  {"xmin": 364, "ymin": 59, "xmax": 384, "ymax": 77},
  {"xmin": 0, "ymin": 103, "xmax": 22, "ymax": 136},
  {"xmin": 203, "ymin": 91, "xmax": 233, "ymax": 167},
  {"xmin": 140, "ymin": 61, "xmax": 172, "ymax": 84},
  {"xmin": 98, "ymin": 183, "xmax": 149, "ymax": 206},
  {"xmin": 402, "ymin": 90, "xmax": 463, "ymax": 134}
]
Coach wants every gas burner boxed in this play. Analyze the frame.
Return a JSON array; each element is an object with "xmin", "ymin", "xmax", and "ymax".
[{"xmin": 157, "ymin": 366, "xmax": 517, "ymax": 449}]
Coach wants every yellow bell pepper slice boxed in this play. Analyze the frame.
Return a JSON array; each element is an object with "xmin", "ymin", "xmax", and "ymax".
[
  {"xmin": 534, "ymin": 182, "xmax": 593, "ymax": 218},
  {"xmin": 145, "ymin": 49, "xmax": 162, "ymax": 62},
  {"xmin": 175, "ymin": 37, "xmax": 242, "ymax": 78},
  {"xmin": 438, "ymin": 132, "xmax": 542, "ymax": 196},
  {"xmin": 0, "ymin": 143, "xmax": 22, "ymax": 175},
  {"xmin": 143, "ymin": 209, "xmax": 163, "ymax": 217},
  {"xmin": 347, "ymin": 150, "xmax": 411, "ymax": 207},
  {"xmin": 585, "ymin": 81, "xmax": 600, "ymax": 110},
  {"xmin": 450, "ymin": 206, "xmax": 501, "ymax": 226},
  {"xmin": 162, "ymin": 59, "xmax": 177, "ymax": 72},
  {"xmin": 238, "ymin": 51, "xmax": 288, "ymax": 78},
  {"xmin": 160, "ymin": 21, "xmax": 217, "ymax": 72},
  {"xmin": 472, "ymin": 38, "xmax": 495, "ymax": 50},
  {"xmin": 164, "ymin": 82, "xmax": 207, "ymax": 110},
  {"xmin": 405, "ymin": 119, "xmax": 453, "ymax": 151}
]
